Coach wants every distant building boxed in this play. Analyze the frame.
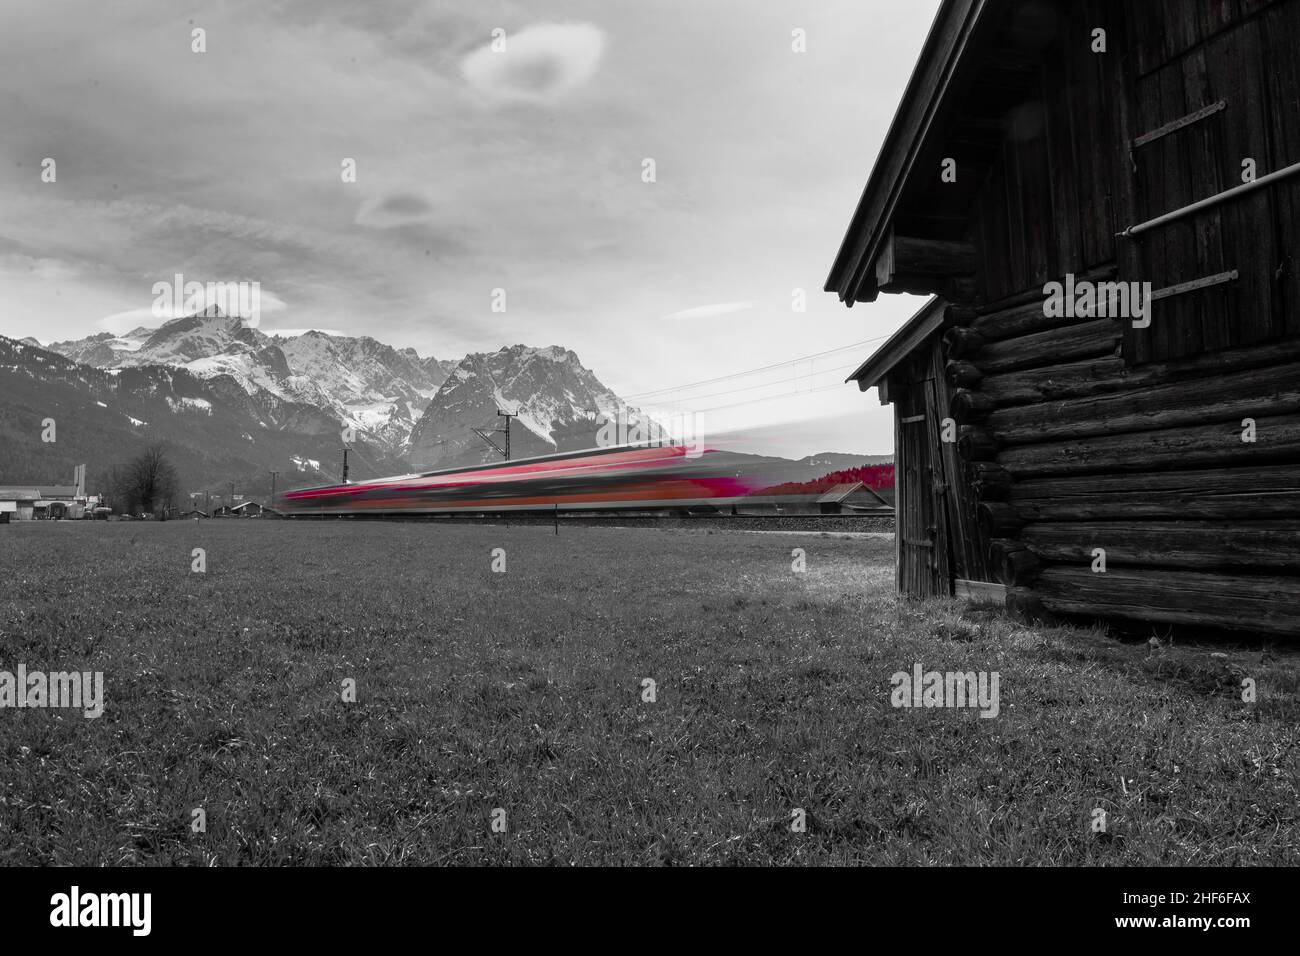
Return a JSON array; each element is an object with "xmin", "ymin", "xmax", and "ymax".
[
  {"xmin": 0, "ymin": 465, "xmax": 91, "ymax": 520},
  {"xmin": 816, "ymin": 482, "xmax": 894, "ymax": 515}
]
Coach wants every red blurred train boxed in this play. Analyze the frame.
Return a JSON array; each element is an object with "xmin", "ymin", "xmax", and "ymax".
[{"xmin": 278, "ymin": 444, "xmax": 791, "ymax": 516}]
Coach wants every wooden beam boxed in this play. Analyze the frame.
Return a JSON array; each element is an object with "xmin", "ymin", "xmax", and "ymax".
[
  {"xmin": 975, "ymin": 336, "xmax": 1300, "ymax": 407},
  {"xmin": 977, "ymin": 501, "xmax": 1023, "ymax": 537},
  {"xmin": 1021, "ymin": 521, "xmax": 1300, "ymax": 571},
  {"xmin": 954, "ymin": 579, "xmax": 1007, "ymax": 604},
  {"xmin": 945, "ymin": 360, "xmax": 985, "ymax": 388},
  {"xmin": 987, "ymin": 362, "xmax": 1300, "ymax": 445},
  {"xmin": 1030, "ymin": 567, "xmax": 1300, "ymax": 637},
  {"xmin": 950, "ymin": 388, "xmax": 995, "ymax": 423},
  {"xmin": 958, "ymin": 425, "xmax": 999, "ymax": 460},
  {"xmin": 1009, "ymin": 465, "xmax": 1300, "ymax": 521},
  {"xmin": 971, "ymin": 320, "xmax": 1120, "ymax": 375},
  {"xmin": 943, "ymin": 326, "xmax": 987, "ymax": 359},
  {"xmin": 988, "ymin": 539, "xmax": 1041, "ymax": 586},
  {"xmin": 998, "ymin": 413, "xmax": 1300, "ymax": 478},
  {"xmin": 966, "ymin": 461, "xmax": 1012, "ymax": 500},
  {"xmin": 875, "ymin": 232, "xmax": 976, "ymax": 292},
  {"xmin": 892, "ymin": 235, "xmax": 976, "ymax": 276}
]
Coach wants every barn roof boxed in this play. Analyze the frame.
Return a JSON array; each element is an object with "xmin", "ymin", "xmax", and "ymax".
[
  {"xmin": 846, "ymin": 296, "xmax": 947, "ymax": 393},
  {"xmin": 0, "ymin": 485, "xmax": 77, "ymax": 499},
  {"xmin": 826, "ymin": 0, "xmax": 1051, "ymax": 305},
  {"xmin": 816, "ymin": 482, "xmax": 892, "ymax": 507}
]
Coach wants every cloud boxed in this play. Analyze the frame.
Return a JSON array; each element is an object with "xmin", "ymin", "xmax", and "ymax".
[
  {"xmin": 662, "ymin": 302, "xmax": 755, "ymax": 321},
  {"xmin": 0, "ymin": 253, "xmax": 81, "ymax": 280},
  {"xmin": 460, "ymin": 22, "xmax": 605, "ymax": 104},
  {"xmin": 354, "ymin": 191, "xmax": 438, "ymax": 229}
]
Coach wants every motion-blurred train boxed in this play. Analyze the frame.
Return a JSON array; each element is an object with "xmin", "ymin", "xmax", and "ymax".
[{"xmin": 279, "ymin": 443, "xmax": 812, "ymax": 517}]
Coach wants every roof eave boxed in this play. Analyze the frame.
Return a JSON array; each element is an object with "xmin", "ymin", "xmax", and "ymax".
[
  {"xmin": 825, "ymin": 0, "xmax": 994, "ymax": 305},
  {"xmin": 844, "ymin": 296, "xmax": 948, "ymax": 391}
]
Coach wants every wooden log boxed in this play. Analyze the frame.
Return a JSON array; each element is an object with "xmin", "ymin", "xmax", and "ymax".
[
  {"xmin": 945, "ymin": 360, "xmax": 985, "ymax": 389},
  {"xmin": 970, "ymin": 298, "xmax": 1118, "ymax": 341},
  {"xmin": 942, "ymin": 277, "xmax": 982, "ymax": 307},
  {"xmin": 971, "ymin": 319, "xmax": 1120, "ymax": 374},
  {"xmin": 1030, "ymin": 566, "xmax": 1300, "ymax": 637},
  {"xmin": 958, "ymin": 425, "xmax": 999, "ymax": 461},
  {"xmin": 1021, "ymin": 521, "xmax": 1300, "ymax": 571},
  {"xmin": 966, "ymin": 462, "xmax": 1013, "ymax": 501},
  {"xmin": 945, "ymin": 305, "xmax": 979, "ymax": 327},
  {"xmin": 977, "ymin": 502, "xmax": 1023, "ymax": 537},
  {"xmin": 989, "ymin": 538, "xmax": 1042, "ymax": 585},
  {"xmin": 950, "ymin": 388, "xmax": 995, "ymax": 424},
  {"xmin": 997, "ymin": 413, "xmax": 1300, "ymax": 478},
  {"xmin": 974, "ymin": 264, "xmax": 1117, "ymax": 316},
  {"xmin": 943, "ymin": 326, "xmax": 986, "ymax": 359},
  {"xmin": 987, "ymin": 362, "xmax": 1300, "ymax": 445},
  {"xmin": 890, "ymin": 236, "xmax": 976, "ymax": 275},
  {"xmin": 978, "ymin": 337, "xmax": 1300, "ymax": 408},
  {"xmin": 875, "ymin": 234, "xmax": 975, "ymax": 292},
  {"xmin": 1009, "ymin": 465, "xmax": 1300, "ymax": 521},
  {"xmin": 1005, "ymin": 586, "xmax": 1050, "ymax": 624}
]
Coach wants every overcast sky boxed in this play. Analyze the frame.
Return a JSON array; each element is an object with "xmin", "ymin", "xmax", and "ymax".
[{"xmin": 0, "ymin": 0, "xmax": 939, "ymax": 458}]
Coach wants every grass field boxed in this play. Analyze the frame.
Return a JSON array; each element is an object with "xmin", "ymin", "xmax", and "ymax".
[{"xmin": 1, "ymin": 519, "xmax": 1297, "ymax": 865}]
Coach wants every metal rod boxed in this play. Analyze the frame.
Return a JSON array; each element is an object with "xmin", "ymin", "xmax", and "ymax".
[
  {"xmin": 1119, "ymin": 160, "xmax": 1300, "ymax": 238},
  {"xmin": 1150, "ymin": 269, "xmax": 1238, "ymax": 302},
  {"xmin": 1131, "ymin": 99, "xmax": 1225, "ymax": 149}
]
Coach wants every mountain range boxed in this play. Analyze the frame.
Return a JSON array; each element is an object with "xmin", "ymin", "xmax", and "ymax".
[
  {"xmin": 2, "ymin": 310, "xmax": 657, "ymax": 496},
  {"xmin": 3, "ymin": 310, "xmax": 889, "ymax": 500},
  {"xmin": 46, "ymin": 307, "xmax": 455, "ymax": 454}
]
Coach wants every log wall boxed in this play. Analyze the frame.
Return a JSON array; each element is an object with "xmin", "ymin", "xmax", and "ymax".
[
  {"xmin": 921, "ymin": 0, "xmax": 1300, "ymax": 637},
  {"xmin": 944, "ymin": 288, "xmax": 1300, "ymax": 637}
]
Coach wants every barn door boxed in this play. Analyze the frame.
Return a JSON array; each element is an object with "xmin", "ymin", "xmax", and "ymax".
[{"xmin": 896, "ymin": 377, "xmax": 952, "ymax": 598}]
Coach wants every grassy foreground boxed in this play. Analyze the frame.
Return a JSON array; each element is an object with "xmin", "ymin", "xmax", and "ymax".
[{"xmin": 0, "ymin": 519, "xmax": 1296, "ymax": 865}]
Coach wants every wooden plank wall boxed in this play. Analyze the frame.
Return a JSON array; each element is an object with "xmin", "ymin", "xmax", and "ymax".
[
  {"xmin": 1123, "ymin": 0, "xmax": 1300, "ymax": 362},
  {"xmin": 937, "ymin": 0, "xmax": 1300, "ymax": 635},
  {"xmin": 972, "ymin": 0, "xmax": 1128, "ymax": 303},
  {"xmin": 893, "ymin": 365, "xmax": 947, "ymax": 597},
  {"xmin": 890, "ymin": 337, "xmax": 995, "ymax": 598}
]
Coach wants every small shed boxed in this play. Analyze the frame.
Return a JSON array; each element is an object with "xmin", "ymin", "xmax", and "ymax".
[{"xmin": 817, "ymin": 482, "xmax": 894, "ymax": 515}]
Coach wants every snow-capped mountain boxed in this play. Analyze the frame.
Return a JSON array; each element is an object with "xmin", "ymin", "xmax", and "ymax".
[
  {"xmin": 0, "ymin": 333, "xmax": 404, "ymax": 497},
  {"xmin": 45, "ymin": 308, "xmax": 453, "ymax": 452},
  {"xmin": 407, "ymin": 344, "xmax": 652, "ymax": 469},
  {"xmin": 275, "ymin": 331, "xmax": 449, "ymax": 449},
  {"xmin": 41, "ymin": 315, "xmax": 656, "ymax": 471},
  {"xmin": 41, "ymin": 327, "xmax": 154, "ymax": 366}
]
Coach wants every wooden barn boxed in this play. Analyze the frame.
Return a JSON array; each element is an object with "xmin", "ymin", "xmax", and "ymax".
[{"xmin": 827, "ymin": 0, "xmax": 1300, "ymax": 636}]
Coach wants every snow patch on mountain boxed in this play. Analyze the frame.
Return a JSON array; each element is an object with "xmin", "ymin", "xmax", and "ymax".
[
  {"xmin": 407, "ymin": 344, "xmax": 654, "ymax": 469},
  {"xmin": 46, "ymin": 310, "xmax": 453, "ymax": 453}
]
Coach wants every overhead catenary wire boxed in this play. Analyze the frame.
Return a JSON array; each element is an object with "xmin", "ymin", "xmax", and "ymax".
[
  {"xmin": 677, "ymin": 380, "xmax": 854, "ymax": 415},
  {"xmin": 637, "ymin": 362, "xmax": 860, "ymax": 406},
  {"xmin": 618, "ymin": 335, "xmax": 892, "ymax": 402}
]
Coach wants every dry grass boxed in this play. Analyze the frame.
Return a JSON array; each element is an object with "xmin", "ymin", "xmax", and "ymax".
[{"xmin": 1, "ymin": 519, "xmax": 1296, "ymax": 865}]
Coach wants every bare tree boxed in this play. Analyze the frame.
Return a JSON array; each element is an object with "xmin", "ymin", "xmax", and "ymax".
[{"xmin": 113, "ymin": 443, "xmax": 179, "ymax": 516}]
